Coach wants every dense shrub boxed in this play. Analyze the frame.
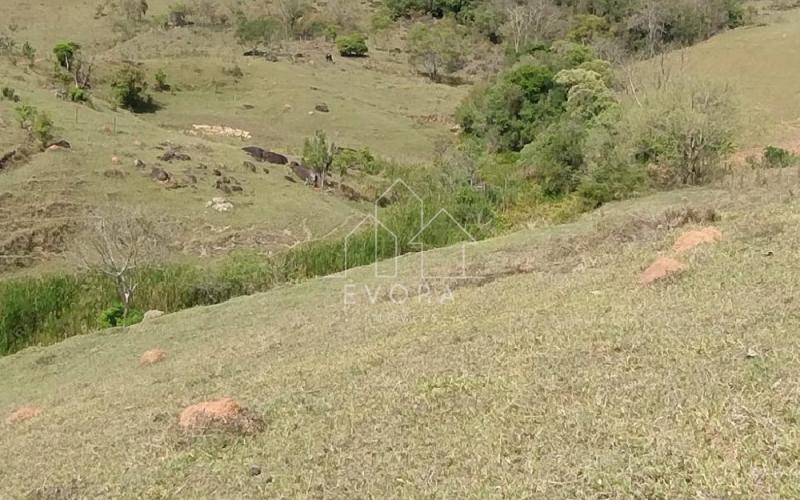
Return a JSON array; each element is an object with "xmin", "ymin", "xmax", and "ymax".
[
  {"xmin": 14, "ymin": 104, "xmax": 54, "ymax": 146},
  {"xmin": 626, "ymin": 82, "xmax": 737, "ymax": 186},
  {"xmin": 236, "ymin": 16, "xmax": 282, "ymax": 53},
  {"xmin": 385, "ymin": 0, "xmax": 477, "ymax": 19},
  {"xmin": 763, "ymin": 146, "xmax": 795, "ymax": 168},
  {"xmin": 98, "ymin": 304, "xmax": 144, "ymax": 328},
  {"xmin": 457, "ymin": 62, "xmax": 565, "ymax": 151},
  {"xmin": 110, "ymin": 65, "xmax": 154, "ymax": 112},
  {"xmin": 1, "ymin": 86, "xmax": 19, "ymax": 101},
  {"xmin": 336, "ymin": 33, "xmax": 369, "ymax": 57}
]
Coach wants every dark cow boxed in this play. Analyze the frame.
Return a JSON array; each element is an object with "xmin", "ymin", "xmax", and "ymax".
[
  {"xmin": 290, "ymin": 162, "xmax": 318, "ymax": 185},
  {"xmin": 325, "ymin": 53, "xmax": 334, "ymax": 63}
]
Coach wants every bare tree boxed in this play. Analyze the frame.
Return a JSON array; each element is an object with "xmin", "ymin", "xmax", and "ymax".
[
  {"xmin": 273, "ymin": 0, "xmax": 309, "ymax": 38},
  {"xmin": 502, "ymin": 0, "xmax": 560, "ymax": 54},
  {"xmin": 77, "ymin": 212, "xmax": 164, "ymax": 314}
]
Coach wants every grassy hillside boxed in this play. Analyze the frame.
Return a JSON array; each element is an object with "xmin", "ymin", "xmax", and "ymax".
[
  {"xmin": 0, "ymin": 0, "xmax": 468, "ymax": 275},
  {"xmin": 634, "ymin": 6, "xmax": 800, "ymax": 153},
  {"xmin": 0, "ymin": 54, "xmax": 368, "ymax": 275},
  {"xmin": 2, "ymin": 170, "xmax": 800, "ymax": 497}
]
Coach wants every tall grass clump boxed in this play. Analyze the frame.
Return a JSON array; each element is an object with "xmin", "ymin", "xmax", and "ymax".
[{"xmin": 0, "ymin": 188, "xmax": 500, "ymax": 355}]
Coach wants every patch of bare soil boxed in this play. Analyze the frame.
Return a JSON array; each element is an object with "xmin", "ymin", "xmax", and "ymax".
[
  {"xmin": 640, "ymin": 257, "xmax": 687, "ymax": 284},
  {"xmin": 139, "ymin": 349, "xmax": 167, "ymax": 366},
  {"xmin": 178, "ymin": 398, "xmax": 260, "ymax": 433},
  {"xmin": 673, "ymin": 227, "xmax": 723, "ymax": 254},
  {"xmin": 6, "ymin": 406, "xmax": 43, "ymax": 424}
]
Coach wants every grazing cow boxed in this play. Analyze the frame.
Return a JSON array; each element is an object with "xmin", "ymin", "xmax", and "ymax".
[{"xmin": 325, "ymin": 53, "xmax": 334, "ymax": 63}]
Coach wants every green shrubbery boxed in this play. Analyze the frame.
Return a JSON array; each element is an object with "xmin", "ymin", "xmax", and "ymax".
[
  {"xmin": 336, "ymin": 33, "xmax": 369, "ymax": 57},
  {"xmin": 0, "ymin": 185, "xmax": 499, "ymax": 355},
  {"xmin": 111, "ymin": 65, "xmax": 154, "ymax": 111},
  {"xmin": 98, "ymin": 304, "xmax": 144, "ymax": 328},
  {"xmin": 15, "ymin": 103, "xmax": 54, "ymax": 146},
  {"xmin": 763, "ymin": 146, "xmax": 796, "ymax": 168}
]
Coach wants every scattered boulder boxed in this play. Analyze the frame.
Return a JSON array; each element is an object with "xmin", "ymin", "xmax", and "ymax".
[
  {"xmin": 640, "ymin": 257, "xmax": 687, "ymax": 285},
  {"xmin": 212, "ymin": 168, "xmax": 222, "ymax": 176},
  {"xmin": 139, "ymin": 349, "xmax": 167, "ymax": 366},
  {"xmin": 47, "ymin": 139, "xmax": 71, "ymax": 149},
  {"xmin": 673, "ymin": 227, "xmax": 723, "ymax": 254},
  {"xmin": 6, "ymin": 406, "xmax": 43, "ymax": 425},
  {"xmin": 159, "ymin": 149, "xmax": 191, "ymax": 162},
  {"xmin": 111, "ymin": 155, "xmax": 121, "ymax": 165},
  {"xmin": 242, "ymin": 147, "xmax": 288, "ymax": 165},
  {"xmin": 315, "ymin": 103, "xmax": 330, "ymax": 113},
  {"xmin": 178, "ymin": 397, "xmax": 258, "ymax": 432},
  {"xmin": 150, "ymin": 167, "xmax": 171, "ymax": 182},
  {"xmin": 263, "ymin": 151, "xmax": 288, "ymax": 165},
  {"xmin": 143, "ymin": 310, "xmax": 165, "ymax": 321},
  {"xmin": 134, "ymin": 159, "xmax": 146, "ymax": 168},
  {"xmin": 207, "ymin": 197, "xmax": 234, "ymax": 212},
  {"xmin": 263, "ymin": 167, "xmax": 270, "ymax": 175}
]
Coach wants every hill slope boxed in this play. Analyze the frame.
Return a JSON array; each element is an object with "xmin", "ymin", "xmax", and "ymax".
[
  {"xmin": 636, "ymin": 6, "xmax": 800, "ymax": 152},
  {"xmin": 2, "ymin": 174, "xmax": 799, "ymax": 497}
]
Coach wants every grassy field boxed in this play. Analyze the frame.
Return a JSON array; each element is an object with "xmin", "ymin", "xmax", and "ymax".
[{"xmin": 3, "ymin": 170, "xmax": 800, "ymax": 497}]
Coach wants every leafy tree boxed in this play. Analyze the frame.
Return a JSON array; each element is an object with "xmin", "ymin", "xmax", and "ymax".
[
  {"xmin": 567, "ymin": 14, "xmax": 609, "ymax": 43},
  {"xmin": 518, "ymin": 118, "xmax": 587, "ymax": 196},
  {"xmin": 303, "ymin": 131, "xmax": 335, "ymax": 189},
  {"xmin": 53, "ymin": 41, "xmax": 80, "ymax": 70},
  {"xmin": 110, "ymin": 65, "xmax": 153, "ymax": 112},
  {"xmin": 457, "ymin": 63, "xmax": 565, "ymax": 151},
  {"xmin": 236, "ymin": 16, "xmax": 282, "ymax": 54},
  {"xmin": 554, "ymin": 68, "xmax": 617, "ymax": 120},
  {"xmin": 336, "ymin": 33, "xmax": 369, "ymax": 57},
  {"xmin": 15, "ymin": 104, "xmax": 54, "ymax": 146},
  {"xmin": 406, "ymin": 19, "xmax": 466, "ymax": 82}
]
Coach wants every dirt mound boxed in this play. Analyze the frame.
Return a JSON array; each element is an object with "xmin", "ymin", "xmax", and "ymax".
[
  {"xmin": 139, "ymin": 349, "xmax": 167, "ymax": 366},
  {"xmin": 6, "ymin": 406, "xmax": 43, "ymax": 424},
  {"xmin": 673, "ymin": 227, "xmax": 723, "ymax": 254},
  {"xmin": 640, "ymin": 257, "xmax": 687, "ymax": 284},
  {"xmin": 178, "ymin": 398, "xmax": 259, "ymax": 433}
]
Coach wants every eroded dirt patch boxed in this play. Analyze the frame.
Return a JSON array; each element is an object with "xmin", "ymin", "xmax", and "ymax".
[
  {"xmin": 6, "ymin": 406, "xmax": 43, "ymax": 424},
  {"xmin": 673, "ymin": 227, "xmax": 723, "ymax": 254},
  {"xmin": 640, "ymin": 257, "xmax": 687, "ymax": 284},
  {"xmin": 178, "ymin": 398, "xmax": 260, "ymax": 433}
]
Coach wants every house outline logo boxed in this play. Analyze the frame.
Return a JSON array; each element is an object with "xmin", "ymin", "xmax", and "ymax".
[
  {"xmin": 409, "ymin": 208, "xmax": 477, "ymax": 279},
  {"xmin": 343, "ymin": 179, "xmax": 478, "ymax": 279}
]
